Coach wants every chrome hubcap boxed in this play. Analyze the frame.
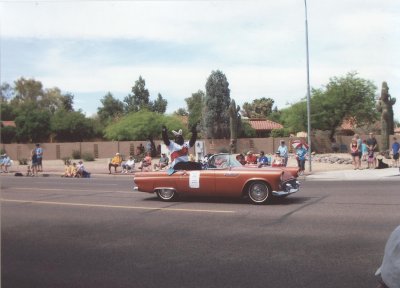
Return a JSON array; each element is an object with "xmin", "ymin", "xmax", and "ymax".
[{"xmin": 249, "ymin": 184, "xmax": 268, "ymax": 202}]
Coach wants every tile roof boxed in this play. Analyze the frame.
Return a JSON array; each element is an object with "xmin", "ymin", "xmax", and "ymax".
[
  {"xmin": 248, "ymin": 119, "xmax": 283, "ymax": 131},
  {"xmin": 1, "ymin": 121, "xmax": 16, "ymax": 127}
]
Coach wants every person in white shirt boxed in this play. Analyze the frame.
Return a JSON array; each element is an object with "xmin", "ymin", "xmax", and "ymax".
[
  {"xmin": 277, "ymin": 140, "xmax": 289, "ymax": 166},
  {"xmin": 121, "ymin": 156, "xmax": 135, "ymax": 173},
  {"xmin": 161, "ymin": 124, "xmax": 199, "ymax": 170}
]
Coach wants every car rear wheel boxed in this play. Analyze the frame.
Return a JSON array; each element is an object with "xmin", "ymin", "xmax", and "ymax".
[
  {"xmin": 247, "ymin": 181, "xmax": 271, "ymax": 204},
  {"xmin": 156, "ymin": 189, "xmax": 176, "ymax": 201}
]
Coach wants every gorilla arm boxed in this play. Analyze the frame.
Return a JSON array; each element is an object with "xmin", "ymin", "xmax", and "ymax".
[
  {"xmin": 162, "ymin": 125, "xmax": 171, "ymax": 146},
  {"xmin": 189, "ymin": 124, "xmax": 197, "ymax": 148}
]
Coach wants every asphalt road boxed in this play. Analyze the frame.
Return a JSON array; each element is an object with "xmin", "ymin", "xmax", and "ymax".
[{"xmin": 1, "ymin": 176, "xmax": 400, "ymax": 288}]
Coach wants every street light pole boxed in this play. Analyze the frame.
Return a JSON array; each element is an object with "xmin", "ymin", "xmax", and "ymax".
[{"xmin": 304, "ymin": 0, "xmax": 312, "ymax": 172}]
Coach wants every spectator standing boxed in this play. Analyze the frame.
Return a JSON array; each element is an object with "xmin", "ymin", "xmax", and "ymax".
[
  {"xmin": 296, "ymin": 145, "xmax": 307, "ymax": 174},
  {"xmin": 391, "ymin": 137, "xmax": 400, "ymax": 168},
  {"xmin": 146, "ymin": 141, "xmax": 152, "ymax": 153},
  {"xmin": 354, "ymin": 134, "xmax": 362, "ymax": 169},
  {"xmin": 367, "ymin": 147, "xmax": 375, "ymax": 169},
  {"xmin": 349, "ymin": 137, "xmax": 361, "ymax": 170},
  {"xmin": 0, "ymin": 153, "xmax": 11, "ymax": 173},
  {"xmin": 366, "ymin": 132, "xmax": 378, "ymax": 167},
  {"xmin": 121, "ymin": 156, "xmax": 135, "ymax": 173},
  {"xmin": 361, "ymin": 139, "xmax": 368, "ymax": 163},
  {"xmin": 277, "ymin": 140, "xmax": 289, "ymax": 166},
  {"xmin": 30, "ymin": 148, "xmax": 39, "ymax": 176},
  {"xmin": 35, "ymin": 143, "xmax": 43, "ymax": 172},
  {"xmin": 245, "ymin": 151, "xmax": 257, "ymax": 164},
  {"xmin": 108, "ymin": 152, "xmax": 122, "ymax": 174},
  {"xmin": 154, "ymin": 153, "xmax": 169, "ymax": 171}
]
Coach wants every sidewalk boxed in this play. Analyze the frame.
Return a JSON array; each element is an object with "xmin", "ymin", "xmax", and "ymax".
[
  {"xmin": 2, "ymin": 158, "xmax": 400, "ymax": 181},
  {"xmin": 304, "ymin": 167, "xmax": 400, "ymax": 181}
]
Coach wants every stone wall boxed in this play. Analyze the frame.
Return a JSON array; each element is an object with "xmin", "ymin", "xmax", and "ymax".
[{"xmin": 1, "ymin": 134, "xmax": 397, "ymax": 161}]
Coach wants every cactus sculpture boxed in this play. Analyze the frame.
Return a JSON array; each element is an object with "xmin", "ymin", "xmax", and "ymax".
[
  {"xmin": 229, "ymin": 99, "xmax": 240, "ymax": 153},
  {"xmin": 376, "ymin": 82, "xmax": 396, "ymax": 151}
]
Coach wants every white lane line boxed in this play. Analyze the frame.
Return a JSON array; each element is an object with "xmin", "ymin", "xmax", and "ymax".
[
  {"xmin": 0, "ymin": 199, "xmax": 236, "ymax": 214},
  {"xmin": 5, "ymin": 187, "xmax": 135, "ymax": 194}
]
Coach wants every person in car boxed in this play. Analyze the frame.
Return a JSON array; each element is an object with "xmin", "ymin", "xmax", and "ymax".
[
  {"xmin": 257, "ymin": 151, "xmax": 269, "ymax": 167},
  {"xmin": 162, "ymin": 124, "xmax": 199, "ymax": 171},
  {"xmin": 245, "ymin": 151, "xmax": 257, "ymax": 164}
]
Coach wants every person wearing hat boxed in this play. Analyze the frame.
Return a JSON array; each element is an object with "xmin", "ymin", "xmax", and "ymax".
[
  {"xmin": 245, "ymin": 151, "xmax": 257, "ymax": 164},
  {"xmin": 154, "ymin": 153, "xmax": 169, "ymax": 171},
  {"xmin": 108, "ymin": 152, "xmax": 123, "ymax": 174},
  {"xmin": 121, "ymin": 155, "xmax": 135, "ymax": 173},
  {"xmin": 272, "ymin": 151, "xmax": 284, "ymax": 167}
]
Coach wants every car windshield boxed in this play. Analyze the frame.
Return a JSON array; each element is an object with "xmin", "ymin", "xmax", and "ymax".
[{"xmin": 207, "ymin": 154, "xmax": 242, "ymax": 169}]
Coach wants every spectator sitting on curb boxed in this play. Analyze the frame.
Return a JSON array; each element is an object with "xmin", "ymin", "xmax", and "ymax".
[
  {"xmin": 61, "ymin": 162, "xmax": 73, "ymax": 177},
  {"xmin": 154, "ymin": 153, "xmax": 169, "ymax": 171},
  {"xmin": 139, "ymin": 152, "xmax": 152, "ymax": 172},
  {"xmin": 109, "ymin": 152, "xmax": 122, "ymax": 174},
  {"xmin": 121, "ymin": 156, "xmax": 135, "ymax": 173},
  {"xmin": 77, "ymin": 160, "xmax": 90, "ymax": 178}
]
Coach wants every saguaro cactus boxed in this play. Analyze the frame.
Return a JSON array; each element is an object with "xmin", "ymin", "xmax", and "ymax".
[{"xmin": 376, "ymin": 82, "xmax": 396, "ymax": 151}]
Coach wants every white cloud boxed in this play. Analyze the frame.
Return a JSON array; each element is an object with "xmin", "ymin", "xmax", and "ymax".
[{"xmin": 1, "ymin": 0, "xmax": 399, "ymax": 120}]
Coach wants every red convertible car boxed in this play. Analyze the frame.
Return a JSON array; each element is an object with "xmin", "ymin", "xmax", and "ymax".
[{"xmin": 133, "ymin": 153, "xmax": 300, "ymax": 204}]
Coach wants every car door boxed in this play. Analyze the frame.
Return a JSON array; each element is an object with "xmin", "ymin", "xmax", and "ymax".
[
  {"xmin": 214, "ymin": 168, "xmax": 243, "ymax": 197},
  {"xmin": 176, "ymin": 170, "xmax": 215, "ymax": 196}
]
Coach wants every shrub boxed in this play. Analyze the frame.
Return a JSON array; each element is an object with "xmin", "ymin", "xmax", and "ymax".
[
  {"xmin": 82, "ymin": 152, "xmax": 95, "ymax": 161},
  {"xmin": 270, "ymin": 128, "xmax": 291, "ymax": 138},
  {"xmin": 72, "ymin": 150, "xmax": 81, "ymax": 159},
  {"xmin": 62, "ymin": 157, "xmax": 71, "ymax": 165},
  {"xmin": 19, "ymin": 158, "xmax": 28, "ymax": 165}
]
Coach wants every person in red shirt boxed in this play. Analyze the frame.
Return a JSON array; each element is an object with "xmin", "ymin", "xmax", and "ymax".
[{"xmin": 245, "ymin": 151, "xmax": 257, "ymax": 164}]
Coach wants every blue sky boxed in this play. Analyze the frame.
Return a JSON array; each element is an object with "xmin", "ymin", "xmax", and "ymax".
[{"xmin": 1, "ymin": 0, "xmax": 399, "ymax": 120}]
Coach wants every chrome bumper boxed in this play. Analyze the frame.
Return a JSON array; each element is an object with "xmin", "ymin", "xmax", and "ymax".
[{"xmin": 273, "ymin": 180, "xmax": 300, "ymax": 197}]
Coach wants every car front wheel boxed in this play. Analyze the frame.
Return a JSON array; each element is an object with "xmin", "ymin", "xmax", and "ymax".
[
  {"xmin": 156, "ymin": 189, "xmax": 177, "ymax": 201},
  {"xmin": 247, "ymin": 181, "xmax": 271, "ymax": 204}
]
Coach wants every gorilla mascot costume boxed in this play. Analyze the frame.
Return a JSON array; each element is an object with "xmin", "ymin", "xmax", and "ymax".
[{"xmin": 162, "ymin": 124, "xmax": 202, "ymax": 171}]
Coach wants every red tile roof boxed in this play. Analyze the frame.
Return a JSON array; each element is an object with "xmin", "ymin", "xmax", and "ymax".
[
  {"xmin": 1, "ymin": 121, "xmax": 16, "ymax": 127},
  {"xmin": 340, "ymin": 118, "xmax": 357, "ymax": 130},
  {"xmin": 248, "ymin": 119, "xmax": 283, "ymax": 131}
]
